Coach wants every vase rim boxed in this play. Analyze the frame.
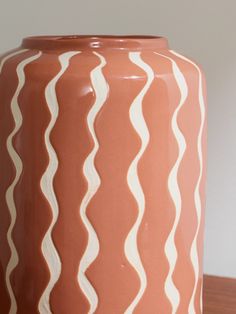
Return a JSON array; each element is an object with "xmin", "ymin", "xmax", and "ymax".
[{"xmin": 21, "ymin": 35, "xmax": 169, "ymax": 50}]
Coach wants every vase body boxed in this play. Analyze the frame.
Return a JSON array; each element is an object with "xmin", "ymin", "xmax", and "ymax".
[{"xmin": 0, "ymin": 36, "xmax": 207, "ymax": 314}]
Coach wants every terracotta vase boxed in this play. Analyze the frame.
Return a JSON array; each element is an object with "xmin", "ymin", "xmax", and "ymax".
[{"xmin": 0, "ymin": 35, "xmax": 207, "ymax": 314}]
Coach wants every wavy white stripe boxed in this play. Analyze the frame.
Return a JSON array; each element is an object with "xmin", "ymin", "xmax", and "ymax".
[
  {"xmin": 155, "ymin": 52, "xmax": 188, "ymax": 313},
  {"xmin": 170, "ymin": 50, "xmax": 206, "ymax": 314},
  {"xmin": 77, "ymin": 51, "xmax": 109, "ymax": 313},
  {"xmin": 5, "ymin": 51, "xmax": 42, "ymax": 314},
  {"xmin": 0, "ymin": 49, "xmax": 28, "ymax": 74},
  {"xmin": 124, "ymin": 52, "xmax": 154, "ymax": 314},
  {"xmin": 39, "ymin": 51, "xmax": 80, "ymax": 314}
]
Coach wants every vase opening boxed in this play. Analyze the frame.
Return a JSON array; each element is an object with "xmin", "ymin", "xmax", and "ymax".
[{"xmin": 21, "ymin": 35, "xmax": 168, "ymax": 50}]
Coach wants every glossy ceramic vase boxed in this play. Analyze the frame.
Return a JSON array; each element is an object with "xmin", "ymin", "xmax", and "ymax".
[{"xmin": 0, "ymin": 35, "xmax": 207, "ymax": 314}]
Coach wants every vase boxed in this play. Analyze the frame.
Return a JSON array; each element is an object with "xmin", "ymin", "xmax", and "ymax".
[{"xmin": 0, "ymin": 35, "xmax": 207, "ymax": 314}]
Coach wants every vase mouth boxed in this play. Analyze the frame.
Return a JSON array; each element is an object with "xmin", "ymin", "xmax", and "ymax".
[{"xmin": 21, "ymin": 35, "xmax": 169, "ymax": 51}]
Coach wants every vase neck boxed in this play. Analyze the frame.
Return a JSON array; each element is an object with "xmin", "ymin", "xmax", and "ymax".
[{"xmin": 21, "ymin": 35, "xmax": 169, "ymax": 51}]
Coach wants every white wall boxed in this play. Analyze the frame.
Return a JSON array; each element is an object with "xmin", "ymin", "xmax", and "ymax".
[{"xmin": 1, "ymin": 0, "xmax": 236, "ymax": 278}]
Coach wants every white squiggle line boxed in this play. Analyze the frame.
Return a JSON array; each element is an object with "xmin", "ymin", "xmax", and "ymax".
[
  {"xmin": 38, "ymin": 51, "xmax": 80, "ymax": 314},
  {"xmin": 154, "ymin": 51, "xmax": 188, "ymax": 314},
  {"xmin": 170, "ymin": 50, "xmax": 206, "ymax": 314},
  {"xmin": 5, "ymin": 51, "xmax": 42, "ymax": 314},
  {"xmin": 77, "ymin": 51, "xmax": 109, "ymax": 314},
  {"xmin": 124, "ymin": 52, "xmax": 154, "ymax": 314},
  {"xmin": 0, "ymin": 49, "xmax": 29, "ymax": 74}
]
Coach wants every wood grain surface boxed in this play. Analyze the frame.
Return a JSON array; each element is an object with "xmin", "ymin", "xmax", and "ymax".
[{"xmin": 203, "ymin": 275, "xmax": 236, "ymax": 314}]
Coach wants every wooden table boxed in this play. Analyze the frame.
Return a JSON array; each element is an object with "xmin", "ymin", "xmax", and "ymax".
[{"xmin": 203, "ymin": 275, "xmax": 236, "ymax": 314}]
